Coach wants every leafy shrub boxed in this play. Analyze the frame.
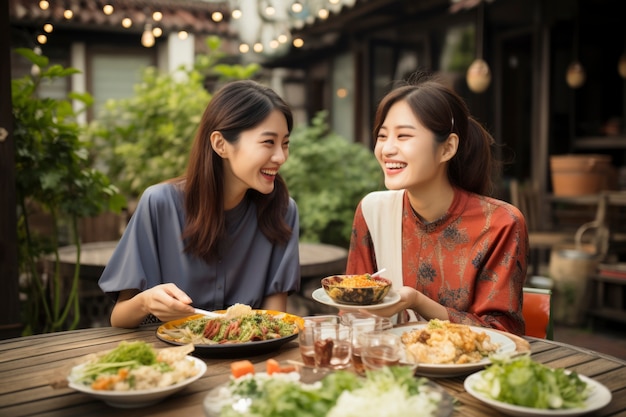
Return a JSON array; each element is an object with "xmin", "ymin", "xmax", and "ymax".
[
  {"xmin": 12, "ymin": 48, "xmax": 123, "ymax": 334},
  {"xmin": 281, "ymin": 112, "xmax": 384, "ymax": 248}
]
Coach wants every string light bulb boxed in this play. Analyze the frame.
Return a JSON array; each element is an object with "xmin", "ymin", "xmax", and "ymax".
[
  {"xmin": 43, "ymin": 23, "xmax": 53, "ymax": 33},
  {"xmin": 103, "ymin": 4, "xmax": 114, "ymax": 15},
  {"xmin": 122, "ymin": 18, "xmax": 132, "ymax": 28},
  {"xmin": 212, "ymin": 12, "xmax": 224, "ymax": 22},
  {"xmin": 141, "ymin": 24, "xmax": 155, "ymax": 48},
  {"xmin": 291, "ymin": 1, "xmax": 303, "ymax": 13},
  {"xmin": 38, "ymin": 0, "xmax": 49, "ymax": 10}
]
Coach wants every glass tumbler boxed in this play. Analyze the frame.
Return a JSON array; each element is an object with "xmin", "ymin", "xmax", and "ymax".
[
  {"xmin": 312, "ymin": 322, "xmax": 352, "ymax": 370},
  {"xmin": 340, "ymin": 312, "xmax": 392, "ymax": 375},
  {"xmin": 358, "ymin": 330, "xmax": 402, "ymax": 371},
  {"xmin": 298, "ymin": 315, "xmax": 340, "ymax": 367}
]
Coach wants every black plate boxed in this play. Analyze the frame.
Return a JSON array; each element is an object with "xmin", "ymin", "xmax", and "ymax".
[{"xmin": 156, "ymin": 311, "xmax": 303, "ymax": 358}]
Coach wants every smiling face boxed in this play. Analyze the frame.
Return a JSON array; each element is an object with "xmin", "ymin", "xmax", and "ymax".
[
  {"xmin": 213, "ymin": 109, "xmax": 290, "ymax": 209},
  {"xmin": 374, "ymin": 100, "xmax": 452, "ymax": 194}
]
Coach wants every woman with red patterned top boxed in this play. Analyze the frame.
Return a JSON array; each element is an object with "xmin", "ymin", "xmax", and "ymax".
[{"xmin": 346, "ymin": 74, "xmax": 528, "ymax": 335}]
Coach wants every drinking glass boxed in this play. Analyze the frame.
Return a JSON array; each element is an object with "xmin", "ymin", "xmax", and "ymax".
[
  {"xmin": 312, "ymin": 322, "xmax": 352, "ymax": 370},
  {"xmin": 358, "ymin": 331, "xmax": 402, "ymax": 371},
  {"xmin": 298, "ymin": 315, "xmax": 340, "ymax": 367},
  {"xmin": 340, "ymin": 312, "xmax": 392, "ymax": 375}
]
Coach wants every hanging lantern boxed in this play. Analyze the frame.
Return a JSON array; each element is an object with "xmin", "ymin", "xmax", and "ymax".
[
  {"xmin": 466, "ymin": 3, "xmax": 490, "ymax": 93},
  {"xmin": 466, "ymin": 58, "xmax": 491, "ymax": 93},
  {"xmin": 618, "ymin": 54, "xmax": 626, "ymax": 79},
  {"xmin": 566, "ymin": 61, "xmax": 586, "ymax": 89}
]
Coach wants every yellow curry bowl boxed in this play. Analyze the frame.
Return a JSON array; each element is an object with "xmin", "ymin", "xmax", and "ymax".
[{"xmin": 321, "ymin": 274, "xmax": 391, "ymax": 305}]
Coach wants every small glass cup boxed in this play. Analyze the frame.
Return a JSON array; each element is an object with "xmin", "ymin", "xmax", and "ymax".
[
  {"xmin": 358, "ymin": 331, "xmax": 402, "ymax": 371},
  {"xmin": 340, "ymin": 312, "xmax": 392, "ymax": 375},
  {"xmin": 312, "ymin": 322, "xmax": 352, "ymax": 370},
  {"xmin": 298, "ymin": 315, "xmax": 340, "ymax": 367}
]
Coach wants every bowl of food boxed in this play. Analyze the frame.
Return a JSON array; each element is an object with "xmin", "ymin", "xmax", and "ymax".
[{"xmin": 321, "ymin": 274, "xmax": 392, "ymax": 305}]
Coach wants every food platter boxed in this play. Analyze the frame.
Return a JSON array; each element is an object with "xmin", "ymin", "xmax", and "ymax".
[
  {"xmin": 156, "ymin": 310, "xmax": 303, "ymax": 358},
  {"xmin": 464, "ymin": 371, "xmax": 612, "ymax": 416},
  {"xmin": 311, "ymin": 287, "xmax": 401, "ymax": 311},
  {"xmin": 202, "ymin": 369, "xmax": 456, "ymax": 417},
  {"xmin": 67, "ymin": 356, "xmax": 206, "ymax": 408},
  {"xmin": 388, "ymin": 324, "xmax": 517, "ymax": 377}
]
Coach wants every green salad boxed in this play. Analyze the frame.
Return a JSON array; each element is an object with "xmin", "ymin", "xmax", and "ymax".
[
  {"xmin": 208, "ymin": 366, "xmax": 447, "ymax": 417},
  {"xmin": 473, "ymin": 354, "xmax": 589, "ymax": 409}
]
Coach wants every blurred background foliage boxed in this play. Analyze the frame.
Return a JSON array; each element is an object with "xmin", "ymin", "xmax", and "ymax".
[{"xmin": 281, "ymin": 112, "xmax": 384, "ymax": 248}]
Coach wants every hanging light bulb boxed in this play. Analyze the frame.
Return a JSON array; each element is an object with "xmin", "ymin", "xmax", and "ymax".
[
  {"xmin": 43, "ymin": 23, "xmax": 53, "ymax": 33},
  {"xmin": 141, "ymin": 24, "xmax": 155, "ymax": 48},
  {"xmin": 152, "ymin": 27, "xmax": 163, "ymax": 38},
  {"xmin": 153, "ymin": 11, "xmax": 163, "ymax": 21},
  {"xmin": 103, "ymin": 4, "xmax": 114, "ymax": 15},
  {"xmin": 291, "ymin": 1, "xmax": 303, "ymax": 13},
  {"xmin": 618, "ymin": 54, "xmax": 626, "ymax": 79},
  {"xmin": 122, "ymin": 17, "xmax": 132, "ymax": 28},
  {"xmin": 466, "ymin": 3, "xmax": 491, "ymax": 93},
  {"xmin": 566, "ymin": 61, "xmax": 586, "ymax": 88},
  {"xmin": 212, "ymin": 12, "xmax": 224, "ymax": 22},
  {"xmin": 467, "ymin": 58, "xmax": 492, "ymax": 93},
  {"xmin": 39, "ymin": 0, "xmax": 49, "ymax": 10}
]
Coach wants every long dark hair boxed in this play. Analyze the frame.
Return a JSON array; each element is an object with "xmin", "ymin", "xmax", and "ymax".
[
  {"xmin": 175, "ymin": 80, "xmax": 294, "ymax": 262},
  {"xmin": 373, "ymin": 74, "xmax": 499, "ymax": 195}
]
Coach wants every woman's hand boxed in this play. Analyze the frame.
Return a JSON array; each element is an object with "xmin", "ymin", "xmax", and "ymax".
[
  {"xmin": 110, "ymin": 284, "xmax": 195, "ymax": 328},
  {"xmin": 140, "ymin": 283, "xmax": 196, "ymax": 322},
  {"xmin": 361, "ymin": 286, "xmax": 418, "ymax": 318},
  {"xmin": 362, "ymin": 286, "xmax": 449, "ymax": 322}
]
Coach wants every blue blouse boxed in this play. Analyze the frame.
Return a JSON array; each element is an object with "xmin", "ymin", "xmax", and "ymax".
[{"xmin": 98, "ymin": 183, "xmax": 301, "ymax": 310}]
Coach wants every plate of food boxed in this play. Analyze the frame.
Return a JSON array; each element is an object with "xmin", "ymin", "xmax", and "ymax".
[
  {"xmin": 388, "ymin": 319, "xmax": 517, "ymax": 377},
  {"xmin": 203, "ymin": 360, "xmax": 455, "ymax": 417},
  {"xmin": 67, "ymin": 341, "xmax": 206, "ymax": 408},
  {"xmin": 156, "ymin": 305, "xmax": 304, "ymax": 357},
  {"xmin": 312, "ymin": 287, "xmax": 401, "ymax": 311},
  {"xmin": 464, "ymin": 355, "xmax": 612, "ymax": 416}
]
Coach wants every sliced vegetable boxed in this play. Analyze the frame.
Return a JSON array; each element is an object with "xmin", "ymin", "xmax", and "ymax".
[
  {"xmin": 266, "ymin": 359, "xmax": 296, "ymax": 375},
  {"xmin": 231, "ymin": 360, "xmax": 255, "ymax": 378}
]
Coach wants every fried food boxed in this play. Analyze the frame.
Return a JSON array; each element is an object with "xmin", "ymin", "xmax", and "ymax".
[{"xmin": 401, "ymin": 319, "xmax": 500, "ymax": 364}]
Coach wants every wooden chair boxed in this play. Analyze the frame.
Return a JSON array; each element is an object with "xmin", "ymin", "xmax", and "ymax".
[
  {"xmin": 522, "ymin": 287, "xmax": 553, "ymax": 339},
  {"xmin": 509, "ymin": 180, "xmax": 573, "ymax": 275}
]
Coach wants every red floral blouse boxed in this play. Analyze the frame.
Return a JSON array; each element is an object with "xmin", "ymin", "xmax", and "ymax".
[{"xmin": 346, "ymin": 188, "xmax": 528, "ymax": 335}]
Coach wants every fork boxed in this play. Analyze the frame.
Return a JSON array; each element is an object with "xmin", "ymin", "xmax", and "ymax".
[{"xmin": 193, "ymin": 308, "xmax": 225, "ymax": 318}]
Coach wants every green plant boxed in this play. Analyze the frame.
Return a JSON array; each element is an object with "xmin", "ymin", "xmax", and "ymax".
[
  {"xmin": 87, "ymin": 36, "xmax": 260, "ymax": 200},
  {"xmin": 13, "ymin": 48, "xmax": 124, "ymax": 335},
  {"xmin": 281, "ymin": 112, "xmax": 384, "ymax": 247}
]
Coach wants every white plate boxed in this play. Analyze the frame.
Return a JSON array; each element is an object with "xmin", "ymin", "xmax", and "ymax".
[
  {"xmin": 67, "ymin": 356, "xmax": 207, "ymax": 408},
  {"xmin": 464, "ymin": 371, "xmax": 612, "ymax": 416},
  {"xmin": 311, "ymin": 287, "xmax": 401, "ymax": 311},
  {"xmin": 388, "ymin": 324, "xmax": 517, "ymax": 377}
]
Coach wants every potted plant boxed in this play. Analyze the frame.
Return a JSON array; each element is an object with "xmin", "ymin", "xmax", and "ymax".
[{"xmin": 13, "ymin": 48, "xmax": 124, "ymax": 334}]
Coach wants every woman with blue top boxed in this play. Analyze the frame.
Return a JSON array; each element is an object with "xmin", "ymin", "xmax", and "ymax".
[{"xmin": 99, "ymin": 80, "xmax": 300, "ymax": 328}]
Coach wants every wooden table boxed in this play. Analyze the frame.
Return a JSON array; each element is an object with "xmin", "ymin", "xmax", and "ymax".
[
  {"xmin": 1, "ymin": 326, "xmax": 625, "ymax": 417},
  {"xmin": 56, "ymin": 241, "xmax": 348, "ymax": 281}
]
